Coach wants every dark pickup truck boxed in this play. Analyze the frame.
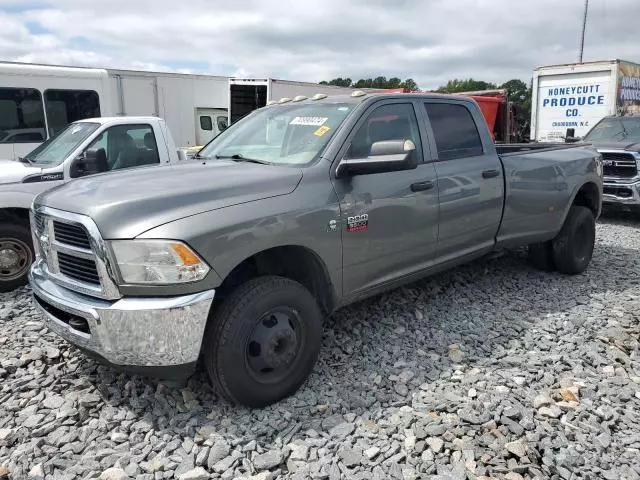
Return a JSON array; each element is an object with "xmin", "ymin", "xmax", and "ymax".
[{"xmin": 29, "ymin": 91, "xmax": 603, "ymax": 407}]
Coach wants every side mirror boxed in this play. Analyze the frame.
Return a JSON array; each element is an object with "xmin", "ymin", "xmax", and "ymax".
[
  {"xmin": 565, "ymin": 128, "xmax": 581, "ymax": 143},
  {"xmin": 336, "ymin": 139, "xmax": 418, "ymax": 177},
  {"xmin": 70, "ymin": 149, "xmax": 100, "ymax": 178},
  {"xmin": 177, "ymin": 149, "xmax": 188, "ymax": 162}
]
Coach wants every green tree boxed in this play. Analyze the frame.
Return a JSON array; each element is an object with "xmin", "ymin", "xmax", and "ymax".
[
  {"xmin": 499, "ymin": 78, "xmax": 532, "ymax": 140},
  {"xmin": 401, "ymin": 78, "xmax": 418, "ymax": 92},
  {"xmin": 319, "ymin": 77, "xmax": 353, "ymax": 87},
  {"xmin": 436, "ymin": 78, "xmax": 498, "ymax": 93},
  {"xmin": 321, "ymin": 76, "xmax": 419, "ymax": 91}
]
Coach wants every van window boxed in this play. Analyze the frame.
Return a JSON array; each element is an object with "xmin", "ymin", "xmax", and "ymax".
[
  {"xmin": 0, "ymin": 88, "xmax": 46, "ymax": 143},
  {"xmin": 200, "ymin": 116, "xmax": 213, "ymax": 131},
  {"xmin": 44, "ymin": 89, "xmax": 100, "ymax": 137}
]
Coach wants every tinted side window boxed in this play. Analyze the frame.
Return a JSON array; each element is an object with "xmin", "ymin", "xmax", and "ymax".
[
  {"xmin": 0, "ymin": 88, "xmax": 46, "ymax": 144},
  {"xmin": 44, "ymin": 89, "xmax": 100, "ymax": 137},
  {"xmin": 424, "ymin": 103, "xmax": 483, "ymax": 160},
  {"xmin": 347, "ymin": 103, "xmax": 422, "ymax": 160},
  {"xmin": 200, "ymin": 116, "xmax": 213, "ymax": 131}
]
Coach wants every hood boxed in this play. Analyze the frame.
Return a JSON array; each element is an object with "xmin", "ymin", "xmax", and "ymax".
[
  {"xmin": 0, "ymin": 159, "xmax": 42, "ymax": 185},
  {"xmin": 35, "ymin": 161, "xmax": 303, "ymax": 238},
  {"xmin": 590, "ymin": 140, "xmax": 640, "ymax": 152}
]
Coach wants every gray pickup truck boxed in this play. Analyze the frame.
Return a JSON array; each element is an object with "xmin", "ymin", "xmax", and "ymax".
[{"xmin": 29, "ymin": 92, "xmax": 603, "ymax": 407}]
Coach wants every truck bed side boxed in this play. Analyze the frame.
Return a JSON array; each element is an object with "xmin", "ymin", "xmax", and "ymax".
[{"xmin": 496, "ymin": 144, "xmax": 601, "ymax": 247}]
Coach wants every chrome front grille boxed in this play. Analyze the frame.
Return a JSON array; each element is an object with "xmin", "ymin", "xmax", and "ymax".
[
  {"xmin": 30, "ymin": 206, "xmax": 121, "ymax": 300},
  {"xmin": 57, "ymin": 252, "xmax": 100, "ymax": 284},
  {"xmin": 601, "ymin": 151, "xmax": 639, "ymax": 178},
  {"xmin": 53, "ymin": 221, "xmax": 92, "ymax": 249}
]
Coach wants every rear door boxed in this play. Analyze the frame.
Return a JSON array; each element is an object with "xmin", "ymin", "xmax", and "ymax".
[{"xmin": 421, "ymin": 100, "xmax": 504, "ymax": 261}]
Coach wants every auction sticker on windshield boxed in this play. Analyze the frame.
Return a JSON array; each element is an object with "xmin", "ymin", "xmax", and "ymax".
[
  {"xmin": 290, "ymin": 117, "xmax": 328, "ymax": 126},
  {"xmin": 314, "ymin": 126, "xmax": 331, "ymax": 137}
]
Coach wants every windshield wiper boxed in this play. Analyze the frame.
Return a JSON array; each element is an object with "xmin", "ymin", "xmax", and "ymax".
[
  {"xmin": 17, "ymin": 156, "xmax": 32, "ymax": 164},
  {"xmin": 215, "ymin": 154, "xmax": 271, "ymax": 165}
]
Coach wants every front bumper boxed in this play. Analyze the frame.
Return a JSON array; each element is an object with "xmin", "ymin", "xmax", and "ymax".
[
  {"xmin": 29, "ymin": 260, "xmax": 215, "ymax": 373},
  {"xmin": 602, "ymin": 179, "xmax": 640, "ymax": 206}
]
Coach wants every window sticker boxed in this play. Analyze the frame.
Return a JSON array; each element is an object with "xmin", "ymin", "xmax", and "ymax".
[
  {"xmin": 289, "ymin": 116, "xmax": 328, "ymax": 126},
  {"xmin": 314, "ymin": 126, "xmax": 331, "ymax": 137}
]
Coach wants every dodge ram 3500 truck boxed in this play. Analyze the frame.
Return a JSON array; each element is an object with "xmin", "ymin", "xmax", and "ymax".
[
  {"xmin": 0, "ymin": 116, "xmax": 186, "ymax": 292},
  {"xmin": 29, "ymin": 92, "xmax": 603, "ymax": 407},
  {"xmin": 575, "ymin": 115, "xmax": 640, "ymax": 210}
]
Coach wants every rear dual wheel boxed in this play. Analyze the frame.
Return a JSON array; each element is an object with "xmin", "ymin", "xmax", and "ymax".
[
  {"xmin": 203, "ymin": 276, "xmax": 323, "ymax": 407},
  {"xmin": 528, "ymin": 205, "xmax": 595, "ymax": 274}
]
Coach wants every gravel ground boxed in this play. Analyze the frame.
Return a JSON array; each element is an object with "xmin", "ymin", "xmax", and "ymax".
[{"xmin": 1, "ymin": 216, "xmax": 639, "ymax": 480}]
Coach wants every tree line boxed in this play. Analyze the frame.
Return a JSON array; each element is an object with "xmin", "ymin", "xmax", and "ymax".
[{"xmin": 319, "ymin": 76, "xmax": 532, "ymax": 138}]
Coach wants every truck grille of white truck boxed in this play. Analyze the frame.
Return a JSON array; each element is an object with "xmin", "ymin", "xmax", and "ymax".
[
  {"xmin": 31, "ymin": 207, "xmax": 121, "ymax": 300},
  {"xmin": 601, "ymin": 152, "xmax": 638, "ymax": 178}
]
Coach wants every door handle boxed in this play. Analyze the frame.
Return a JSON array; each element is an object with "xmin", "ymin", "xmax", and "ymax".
[
  {"xmin": 482, "ymin": 169, "xmax": 500, "ymax": 179},
  {"xmin": 410, "ymin": 180, "xmax": 434, "ymax": 192}
]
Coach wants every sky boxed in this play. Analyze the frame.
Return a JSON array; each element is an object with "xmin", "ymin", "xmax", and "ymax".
[{"xmin": 1, "ymin": 0, "xmax": 639, "ymax": 90}]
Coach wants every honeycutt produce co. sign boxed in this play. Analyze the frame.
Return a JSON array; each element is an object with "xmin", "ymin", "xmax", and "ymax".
[
  {"xmin": 541, "ymin": 84, "xmax": 606, "ymax": 124},
  {"xmin": 537, "ymin": 76, "xmax": 610, "ymax": 140}
]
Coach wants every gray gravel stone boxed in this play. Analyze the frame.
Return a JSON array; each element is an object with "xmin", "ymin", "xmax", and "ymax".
[
  {"xmin": 337, "ymin": 446, "xmax": 362, "ymax": 467},
  {"xmin": 177, "ymin": 467, "xmax": 208, "ymax": 480},
  {"xmin": 253, "ymin": 450, "xmax": 283, "ymax": 470},
  {"xmin": 99, "ymin": 468, "xmax": 129, "ymax": 480},
  {"xmin": 329, "ymin": 422, "xmax": 354, "ymax": 439}
]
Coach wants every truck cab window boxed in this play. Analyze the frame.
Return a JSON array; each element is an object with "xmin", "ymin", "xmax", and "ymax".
[
  {"xmin": 0, "ymin": 88, "xmax": 46, "ymax": 144},
  {"xmin": 78, "ymin": 124, "xmax": 160, "ymax": 175},
  {"xmin": 44, "ymin": 89, "xmax": 100, "ymax": 137},
  {"xmin": 347, "ymin": 103, "xmax": 422, "ymax": 159},
  {"xmin": 424, "ymin": 103, "xmax": 483, "ymax": 160}
]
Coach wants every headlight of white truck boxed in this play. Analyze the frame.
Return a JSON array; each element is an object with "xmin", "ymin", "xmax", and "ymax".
[{"xmin": 109, "ymin": 240, "xmax": 210, "ymax": 284}]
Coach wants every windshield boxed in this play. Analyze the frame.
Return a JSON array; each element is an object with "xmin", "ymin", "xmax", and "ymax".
[
  {"xmin": 24, "ymin": 122, "xmax": 100, "ymax": 165},
  {"xmin": 197, "ymin": 102, "xmax": 354, "ymax": 165},
  {"xmin": 584, "ymin": 117, "xmax": 640, "ymax": 143}
]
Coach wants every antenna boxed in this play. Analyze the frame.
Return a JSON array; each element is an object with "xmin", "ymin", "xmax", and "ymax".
[{"xmin": 578, "ymin": 0, "xmax": 588, "ymax": 63}]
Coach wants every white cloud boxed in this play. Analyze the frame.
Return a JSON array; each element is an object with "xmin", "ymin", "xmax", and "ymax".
[{"xmin": 1, "ymin": 0, "xmax": 639, "ymax": 89}]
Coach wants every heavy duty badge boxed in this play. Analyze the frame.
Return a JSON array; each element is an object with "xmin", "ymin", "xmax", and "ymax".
[{"xmin": 347, "ymin": 214, "xmax": 368, "ymax": 232}]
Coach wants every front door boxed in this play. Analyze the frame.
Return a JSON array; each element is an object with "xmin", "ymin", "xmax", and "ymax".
[
  {"xmin": 331, "ymin": 100, "xmax": 439, "ymax": 296},
  {"xmin": 195, "ymin": 108, "xmax": 227, "ymax": 145}
]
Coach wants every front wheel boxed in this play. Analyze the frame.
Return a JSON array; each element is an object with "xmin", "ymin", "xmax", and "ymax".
[
  {"xmin": 0, "ymin": 222, "xmax": 35, "ymax": 293},
  {"xmin": 203, "ymin": 276, "xmax": 323, "ymax": 407},
  {"xmin": 551, "ymin": 206, "xmax": 596, "ymax": 274}
]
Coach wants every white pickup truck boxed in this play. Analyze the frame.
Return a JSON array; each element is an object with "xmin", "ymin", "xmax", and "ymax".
[{"xmin": 0, "ymin": 116, "xmax": 187, "ymax": 292}]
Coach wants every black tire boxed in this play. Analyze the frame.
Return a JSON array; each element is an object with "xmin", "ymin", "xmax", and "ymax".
[
  {"xmin": 203, "ymin": 275, "xmax": 323, "ymax": 407},
  {"xmin": 551, "ymin": 206, "xmax": 596, "ymax": 274},
  {"xmin": 528, "ymin": 241, "xmax": 555, "ymax": 272},
  {"xmin": 0, "ymin": 222, "xmax": 35, "ymax": 293}
]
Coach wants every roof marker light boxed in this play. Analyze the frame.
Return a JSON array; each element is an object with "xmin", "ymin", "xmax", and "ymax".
[
  {"xmin": 312, "ymin": 93, "xmax": 328, "ymax": 100},
  {"xmin": 278, "ymin": 97, "xmax": 292, "ymax": 103},
  {"xmin": 266, "ymin": 100, "xmax": 277, "ymax": 105},
  {"xmin": 351, "ymin": 90, "xmax": 367, "ymax": 97},
  {"xmin": 293, "ymin": 95, "xmax": 308, "ymax": 102}
]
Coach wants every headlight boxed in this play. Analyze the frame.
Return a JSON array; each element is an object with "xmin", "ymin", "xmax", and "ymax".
[{"xmin": 109, "ymin": 240, "xmax": 210, "ymax": 285}]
